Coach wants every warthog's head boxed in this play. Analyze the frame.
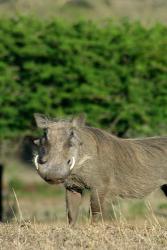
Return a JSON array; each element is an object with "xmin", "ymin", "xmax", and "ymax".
[{"xmin": 33, "ymin": 113, "xmax": 85, "ymax": 184}]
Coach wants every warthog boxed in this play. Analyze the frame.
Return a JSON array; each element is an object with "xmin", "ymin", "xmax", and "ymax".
[{"xmin": 34, "ymin": 113, "xmax": 167, "ymax": 225}]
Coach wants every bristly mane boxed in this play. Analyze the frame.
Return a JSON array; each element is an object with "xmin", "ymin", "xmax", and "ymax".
[
  {"xmin": 81, "ymin": 126, "xmax": 119, "ymax": 156},
  {"xmin": 84, "ymin": 126, "xmax": 117, "ymax": 142},
  {"xmin": 81, "ymin": 125, "xmax": 167, "ymax": 166}
]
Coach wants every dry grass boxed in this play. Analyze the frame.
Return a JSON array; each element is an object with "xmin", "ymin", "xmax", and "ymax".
[
  {"xmin": 0, "ymin": 0, "xmax": 167, "ymax": 25},
  {"xmin": 2, "ymin": 181, "xmax": 167, "ymax": 249},
  {"xmin": 0, "ymin": 220, "xmax": 167, "ymax": 250}
]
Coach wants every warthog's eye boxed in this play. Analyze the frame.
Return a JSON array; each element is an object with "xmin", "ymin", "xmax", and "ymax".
[
  {"xmin": 70, "ymin": 130, "xmax": 74, "ymax": 137},
  {"xmin": 68, "ymin": 129, "xmax": 82, "ymax": 147},
  {"xmin": 43, "ymin": 129, "xmax": 48, "ymax": 140},
  {"xmin": 68, "ymin": 130, "xmax": 76, "ymax": 147}
]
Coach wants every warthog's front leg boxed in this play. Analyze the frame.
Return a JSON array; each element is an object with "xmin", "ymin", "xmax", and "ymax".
[
  {"xmin": 90, "ymin": 189, "xmax": 106, "ymax": 223},
  {"xmin": 66, "ymin": 189, "xmax": 82, "ymax": 226}
]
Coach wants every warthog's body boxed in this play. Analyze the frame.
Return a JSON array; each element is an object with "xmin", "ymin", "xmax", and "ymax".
[{"xmin": 34, "ymin": 114, "xmax": 167, "ymax": 225}]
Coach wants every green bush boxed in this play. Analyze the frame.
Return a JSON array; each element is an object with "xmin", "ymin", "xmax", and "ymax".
[{"xmin": 0, "ymin": 17, "xmax": 167, "ymax": 139}]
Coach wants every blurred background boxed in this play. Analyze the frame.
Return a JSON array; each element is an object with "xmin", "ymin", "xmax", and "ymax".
[{"xmin": 0, "ymin": 0, "xmax": 167, "ymax": 223}]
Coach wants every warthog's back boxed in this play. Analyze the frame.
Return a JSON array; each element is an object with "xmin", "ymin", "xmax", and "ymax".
[
  {"xmin": 83, "ymin": 127, "xmax": 167, "ymax": 198},
  {"xmin": 110, "ymin": 136, "xmax": 167, "ymax": 198}
]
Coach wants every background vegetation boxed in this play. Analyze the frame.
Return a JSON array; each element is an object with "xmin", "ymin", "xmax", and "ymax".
[{"xmin": 0, "ymin": 17, "xmax": 167, "ymax": 141}]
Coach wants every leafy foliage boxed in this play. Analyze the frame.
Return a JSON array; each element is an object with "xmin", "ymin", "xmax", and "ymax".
[{"xmin": 0, "ymin": 17, "xmax": 167, "ymax": 139}]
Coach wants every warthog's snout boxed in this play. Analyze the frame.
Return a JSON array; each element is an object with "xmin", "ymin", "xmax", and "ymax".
[{"xmin": 34, "ymin": 155, "xmax": 75, "ymax": 184}]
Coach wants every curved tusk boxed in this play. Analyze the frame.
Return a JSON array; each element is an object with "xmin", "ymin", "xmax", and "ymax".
[
  {"xmin": 70, "ymin": 157, "xmax": 75, "ymax": 171},
  {"xmin": 34, "ymin": 155, "xmax": 39, "ymax": 170}
]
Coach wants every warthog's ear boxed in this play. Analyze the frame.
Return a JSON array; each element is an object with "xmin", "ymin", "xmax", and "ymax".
[
  {"xmin": 23, "ymin": 135, "xmax": 39, "ymax": 146},
  {"xmin": 72, "ymin": 113, "xmax": 86, "ymax": 127},
  {"xmin": 33, "ymin": 138, "xmax": 40, "ymax": 146},
  {"xmin": 34, "ymin": 113, "xmax": 49, "ymax": 128}
]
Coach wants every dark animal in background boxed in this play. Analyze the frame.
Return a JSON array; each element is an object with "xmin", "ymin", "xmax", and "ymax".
[{"xmin": 33, "ymin": 113, "xmax": 167, "ymax": 225}]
